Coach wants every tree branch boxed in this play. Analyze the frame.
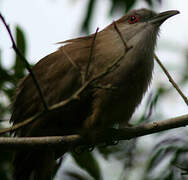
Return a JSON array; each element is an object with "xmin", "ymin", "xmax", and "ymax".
[
  {"xmin": 0, "ymin": 114, "xmax": 188, "ymax": 151},
  {"xmin": 154, "ymin": 53, "xmax": 188, "ymax": 106},
  {"xmin": 113, "ymin": 21, "xmax": 131, "ymax": 51},
  {"xmin": 84, "ymin": 27, "xmax": 99, "ymax": 82},
  {"xmin": 62, "ymin": 47, "xmax": 85, "ymax": 83},
  {"xmin": 0, "ymin": 12, "xmax": 49, "ymax": 110}
]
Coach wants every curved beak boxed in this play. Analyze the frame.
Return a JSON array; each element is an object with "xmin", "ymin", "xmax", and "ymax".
[{"xmin": 149, "ymin": 10, "xmax": 180, "ymax": 25}]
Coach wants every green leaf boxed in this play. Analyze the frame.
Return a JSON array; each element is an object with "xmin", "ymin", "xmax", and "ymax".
[
  {"xmin": 146, "ymin": 148, "xmax": 164, "ymax": 172},
  {"xmin": 0, "ymin": 50, "xmax": 15, "ymax": 100},
  {"xmin": 71, "ymin": 151, "xmax": 102, "ymax": 180},
  {"xmin": 81, "ymin": 0, "xmax": 96, "ymax": 33},
  {"xmin": 65, "ymin": 171, "xmax": 91, "ymax": 180},
  {"xmin": 0, "ymin": 50, "xmax": 12, "ymax": 85},
  {"xmin": 163, "ymin": 171, "xmax": 174, "ymax": 180},
  {"xmin": 124, "ymin": 0, "xmax": 136, "ymax": 12},
  {"xmin": 0, "ymin": 151, "xmax": 12, "ymax": 180},
  {"xmin": 110, "ymin": 0, "xmax": 136, "ymax": 14},
  {"xmin": 13, "ymin": 25, "xmax": 27, "ymax": 82},
  {"xmin": 144, "ymin": 0, "xmax": 162, "ymax": 6},
  {"xmin": 144, "ymin": 0, "xmax": 153, "ymax": 6},
  {"xmin": 2, "ymin": 86, "xmax": 15, "ymax": 99}
]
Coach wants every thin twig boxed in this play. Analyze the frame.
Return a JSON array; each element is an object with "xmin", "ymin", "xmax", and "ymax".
[
  {"xmin": 0, "ymin": 113, "xmax": 43, "ymax": 135},
  {"xmin": 62, "ymin": 47, "xmax": 85, "ymax": 83},
  {"xmin": 62, "ymin": 47, "xmax": 81, "ymax": 71},
  {"xmin": 0, "ymin": 24, "xmax": 132, "ymax": 135},
  {"xmin": 0, "ymin": 114, "xmax": 188, "ymax": 151},
  {"xmin": 113, "ymin": 21, "xmax": 131, "ymax": 51},
  {"xmin": 0, "ymin": 13, "xmax": 48, "ymax": 110},
  {"xmin": 84, "ymin": 27, "xmax": 99, "ymax": 81},
  {"xmin": 93, "ymin": 84, "xmax": 117, "ymax": 91},
  {"xmin": 154, "ymin": 53, "xmax": 188, "ymax": 106}
]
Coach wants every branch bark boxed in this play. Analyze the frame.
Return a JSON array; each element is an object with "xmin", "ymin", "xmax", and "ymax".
[
  {"xmin": 84, "ymin": 27, "xmax": 99, "ymax": 82},
  {"xmin": 154, "ymin": 54, "xmax": 188, "ymax": 106},
  {"xmin": 1, "ymin": 114, "xmax": 188, "ymax": 151}
]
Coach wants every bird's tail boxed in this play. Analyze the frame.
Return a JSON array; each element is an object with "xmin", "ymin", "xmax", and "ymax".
[{"xmin": 13, "ymin": 150, "xmax": 56, "ymax": 180}]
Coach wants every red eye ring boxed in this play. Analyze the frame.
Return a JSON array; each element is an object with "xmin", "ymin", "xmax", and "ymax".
[{"xmin": 128, "ymin": 15, "xmax": 140, "ymax": 24}]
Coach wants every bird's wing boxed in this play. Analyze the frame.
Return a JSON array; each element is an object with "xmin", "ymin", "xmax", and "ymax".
[
  {"xmin": 10, "ymin": 38, "xmax": 93, "ymax": 127},
  {"xmin": 10, "ymin": 26, "xmax": 126, "ymax": 136}
]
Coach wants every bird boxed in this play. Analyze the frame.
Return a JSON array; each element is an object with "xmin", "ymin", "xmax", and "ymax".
[{"xmin": 10, "ymin": 8, "xmax": 179, "ymax": 180}]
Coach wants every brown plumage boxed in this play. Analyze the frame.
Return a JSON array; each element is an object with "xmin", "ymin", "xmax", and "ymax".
[{"xmin": 10, "ymin": 9, "xmax": 179, "ymax": 180}]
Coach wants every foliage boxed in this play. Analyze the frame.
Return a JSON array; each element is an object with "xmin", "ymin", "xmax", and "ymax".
[
  {"xmin": 82, "ymin": 0, "xmax": 162, "ymax": 33},
  {"xmin": 69, "ymin": 152, "xmax": 102, "ymax": 180},
  {"xmin": 0, "ymin": 25, "xmax": 27, "ymax": 179},
  {"xmin": 143, "ymin": 137, "xmax": 188, "ymax": 180},
  {"xmin": 0, "ymin": 26, "xmax": 27, "ymax": 119}
]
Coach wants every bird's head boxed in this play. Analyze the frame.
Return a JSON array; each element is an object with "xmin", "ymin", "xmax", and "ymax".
[{"xmin": 113, "ymin": 8, "xmax": 179, "ymax": 48}]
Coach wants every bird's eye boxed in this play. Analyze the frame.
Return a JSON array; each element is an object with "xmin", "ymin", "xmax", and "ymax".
[{"xmin": 128, "ymin": 15, "xmax": 140, "ymax": 24}]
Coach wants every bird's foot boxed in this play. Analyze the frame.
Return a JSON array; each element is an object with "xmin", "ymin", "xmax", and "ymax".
[
  {"xmin": 74, "ymin": 144, "xmax": 95, "ymax": 154},
  {"xmin": 102, "ymin": 128, "xmax": 119, "ymax": 147}
]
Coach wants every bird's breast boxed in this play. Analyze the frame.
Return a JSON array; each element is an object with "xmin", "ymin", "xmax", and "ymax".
[{"xmin": 97, "ymin": 52, "xmax": 154, "ymax": 127}]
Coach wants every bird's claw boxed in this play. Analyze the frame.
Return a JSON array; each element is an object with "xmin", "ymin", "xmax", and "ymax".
[
  {"xmin": 73, "ymin": 144, "xmax": 95, "ymax": 154},
  {"xmin": 103, "ymin": 139, "xmax": 119, "ymax": 147}
]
